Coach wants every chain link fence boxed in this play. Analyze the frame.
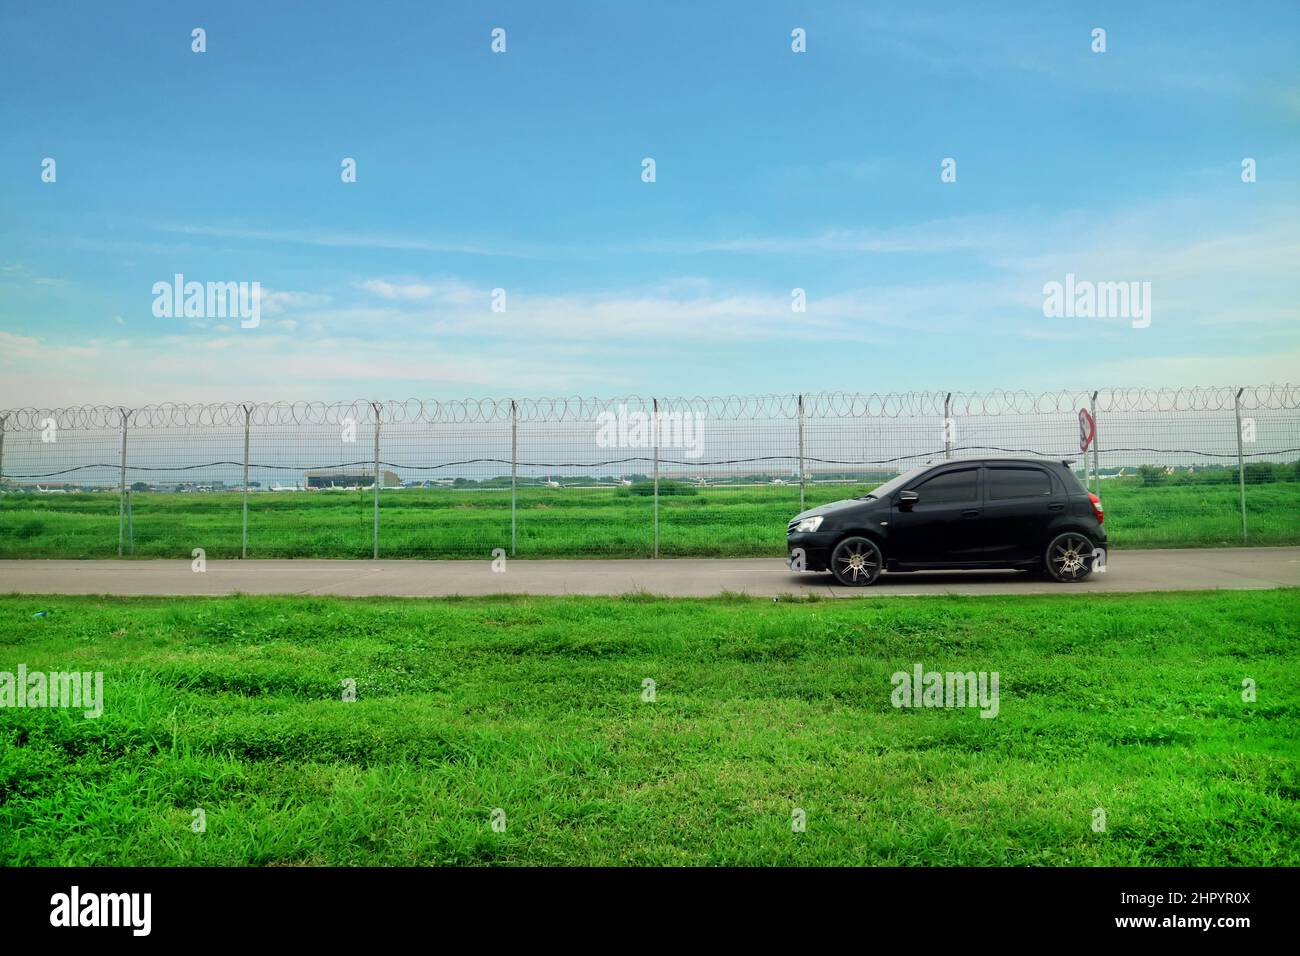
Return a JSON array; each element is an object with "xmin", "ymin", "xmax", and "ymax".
[{"xmin": 1, "ymin": 385, "xmax": 1297, "ymax": 559}]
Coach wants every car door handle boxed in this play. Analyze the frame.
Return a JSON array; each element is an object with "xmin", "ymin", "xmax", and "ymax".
[
  {"xmin": 1047, "ymin": 503, "xmax": 1065, "ymax": 512},
  {"xmin": 961, "ymin": 510, "xmax": 980, "ymax": 518}
]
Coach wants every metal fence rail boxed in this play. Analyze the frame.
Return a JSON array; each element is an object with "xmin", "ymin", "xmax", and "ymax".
[{"xmin": 1, "ymin": 385, "xmax": 1297, "ymax": 559}]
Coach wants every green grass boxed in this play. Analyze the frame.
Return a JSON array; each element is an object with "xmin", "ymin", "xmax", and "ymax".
[
  {"xmin": 1, "ymin": 590, "xmax": 1296, "ymax": 866},
  {"xmin": 1, "ymin": 478, "xmax": 1298, "ymax": 558}
]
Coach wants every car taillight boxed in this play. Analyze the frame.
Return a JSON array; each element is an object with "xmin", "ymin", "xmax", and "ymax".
[{"xmin": 1088, "ymin": 492, "xmax": 1104, "ymax": 523}]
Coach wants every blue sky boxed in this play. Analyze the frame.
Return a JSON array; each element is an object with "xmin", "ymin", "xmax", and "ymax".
[{"xmin": 1, "ymin": 0, "xmax": 1297, "ymax": 406}]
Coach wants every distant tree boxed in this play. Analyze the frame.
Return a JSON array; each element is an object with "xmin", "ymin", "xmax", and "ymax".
[
  {"xmin": 1244, "ymin": 462, "xmax": 1276, "ymax": 484},
  {"xmin": 619, "ymin": 480, "xmax": 696, "ymax": 497},
  {"xmin": 130, "ymin": 481, "xmax": 150, "ymax": 492},
  {"xmin": 1137, "ymin": 465, "xmax": 1164, "ymax": 486}
]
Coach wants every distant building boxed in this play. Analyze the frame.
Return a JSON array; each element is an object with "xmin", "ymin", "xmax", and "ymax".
[{"xmin": 305, "ymin": 468, "xmax": 401, "ymax": 489}]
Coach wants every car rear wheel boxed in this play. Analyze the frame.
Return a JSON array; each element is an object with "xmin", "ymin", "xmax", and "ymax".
[
  {"xmin": 1045, "ymin": 532, "xmax": 1096, "ymax": 583},
  {"xmin": 830, "ymin": 536, "xmax": 883, "ymax": 586}
]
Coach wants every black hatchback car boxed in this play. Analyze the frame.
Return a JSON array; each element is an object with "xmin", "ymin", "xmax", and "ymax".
[{"xmin": 786, "ymin": 458, "xmax": 1106, "ymax": 586}]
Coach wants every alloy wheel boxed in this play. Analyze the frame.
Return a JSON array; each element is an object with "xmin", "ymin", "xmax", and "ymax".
[{"xmin": 831, "ymin": 537, "xmax": 883, "ymax": 586}]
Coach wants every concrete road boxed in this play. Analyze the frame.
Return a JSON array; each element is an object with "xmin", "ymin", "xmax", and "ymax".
[{"xmin": 1, "ymin": 548, "xmax": 1298, "ymax": 598}]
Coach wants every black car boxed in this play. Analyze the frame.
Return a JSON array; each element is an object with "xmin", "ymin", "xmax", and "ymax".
[{"xmin": 786, "ymin": 458, "xmax": 1106, "ymax": 586}]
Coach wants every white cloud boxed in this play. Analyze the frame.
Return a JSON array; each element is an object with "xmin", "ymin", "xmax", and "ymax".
[
  {"xmin": 255, "ymin": 288, "xmax": 331, "ymax": 316},
  {"xmin": 0, "ymin": 329, "xmax": 593, "ymax": 407},
  {"xmin": 160, "ymin": 223, "xmax": 536, "ymax": 259},
  {"xmin": 8, "ymin": 190, "xmax": 1296, "ymax": 406},
  {"xmin": 359, "ymin": 279, "xmax": 437, "ymax": 301},
  {"xmin": 1077, "ymin": 351, "xmax": 1300, "ymax": 388},
  {"xmin": 0, "ymin": 331, "xmax": 42, "ymax": 360}
]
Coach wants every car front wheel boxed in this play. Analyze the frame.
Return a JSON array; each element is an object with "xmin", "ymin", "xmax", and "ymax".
[
  {"xmin": 830, "ymin": 536, "xmax": 883, "ymax": 586},
  {"xmin": 1044, "ymin": 532, "xmax": 1096, "ymax": 583}
]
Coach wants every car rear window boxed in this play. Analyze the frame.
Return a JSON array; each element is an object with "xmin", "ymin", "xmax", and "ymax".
[
  {"xmin": 987, "ymin": 467, "xmax": 1052, "ymax": 499},
  {"xmin": 1059, "ymin": 467, "xmax": 1090, "ymax": 494}
]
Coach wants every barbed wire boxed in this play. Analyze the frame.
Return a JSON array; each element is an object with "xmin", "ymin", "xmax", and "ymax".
[{"xmin": 1, "ymin": 385, "xmax": 1297, "ymax": 431}]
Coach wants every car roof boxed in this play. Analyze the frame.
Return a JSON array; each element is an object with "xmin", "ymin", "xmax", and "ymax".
[{"xmin": 921, "ymin": 457, "xmax": 1073, "ymax": 468}]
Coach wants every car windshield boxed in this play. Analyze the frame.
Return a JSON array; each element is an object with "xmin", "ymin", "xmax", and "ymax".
[{"xmin": 854, "ymin": 467, "xmax": 927, "ymax": 500}]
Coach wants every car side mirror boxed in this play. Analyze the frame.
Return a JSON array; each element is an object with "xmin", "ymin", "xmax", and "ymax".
[{"xmin": 897, "ymin": 490, "xmax": 919, "ymax": 509}]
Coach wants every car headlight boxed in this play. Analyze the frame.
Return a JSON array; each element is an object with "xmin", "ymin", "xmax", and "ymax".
[{"xmin": 793, "ymin": 516, "xmax": 823, "ymax": 533}]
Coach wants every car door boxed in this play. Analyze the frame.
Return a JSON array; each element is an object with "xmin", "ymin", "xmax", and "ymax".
[
  {"xmin": 979, "ymin": 464, "xmax": 1062, "ymax": 560},
  {"xmin": 889, "ymin": 465, "xmax": 982, "ymax": 564}
]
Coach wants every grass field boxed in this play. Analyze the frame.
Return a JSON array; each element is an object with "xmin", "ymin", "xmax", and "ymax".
[
  {"xmin": 1, "ymin": 590, "xmax": 1296, "ymax": 866},
  {"xmin": 1, "ymin": 479, "xmax": 1298, "ymax": 559}
]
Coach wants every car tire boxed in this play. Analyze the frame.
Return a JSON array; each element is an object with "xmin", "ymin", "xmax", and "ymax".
[
  {"xmin": 830, "ymin": 536, "xmax": 883, "ymax": 586},
  {"xmin": 1044, "ymin": 531, "xmax": 1096, "ymax": 583}
]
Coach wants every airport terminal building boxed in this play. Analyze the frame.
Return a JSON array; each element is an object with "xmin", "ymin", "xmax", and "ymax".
[{"xmin": 304, "ymin": 468, "xmax": 402, "ymax": 489}]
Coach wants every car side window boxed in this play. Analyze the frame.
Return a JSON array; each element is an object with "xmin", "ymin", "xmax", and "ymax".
[
  {"xmin": 987, "ymin": 467, "xmax": 1052, "ymax": 499},
  {"xmin": 911, "ymin": 468, "xmax": 978, "ymax": 504}
]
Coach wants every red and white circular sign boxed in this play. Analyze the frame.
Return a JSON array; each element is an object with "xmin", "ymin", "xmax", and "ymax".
[{"xmin": 1078, "ymin": 408, "xmax": 1095, "ymax": 452}]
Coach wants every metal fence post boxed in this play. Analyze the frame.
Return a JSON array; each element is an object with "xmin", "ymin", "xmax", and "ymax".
[
  {"xmin": 117, "ymin": 408, "xmax": 129, "ymax": 557},
  {"xmin": 943, "ymin": 393, "xmax": 953, "ymax": 459},
  {"xmin": 241, "ymin": 404, "xmax": 251, "ymax": 559},
  {"xmin": 1090, "ymin": 391, "xmax": 1100, "ymax": 497},
  {"xmin": 372, "ymin": 401, "xmax": 381, "ymax": 560},
  {"xmin": 510, "ymin": 399, "xmax": 518, "ymax": 556},
  {"xmin": 1234, "ymin": 387, "xmax": 1247, "ymax": 542},
  {"xmin": 797, "ymin": 394, "xmax": 806, "ymax": 512},
  {"xmin": 0, "ymin": 414, "xmax": 7, "ymax": 491},
  {"xmin": 653, "ymin": 398, "xmax": 660, "ymax": 559}
]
